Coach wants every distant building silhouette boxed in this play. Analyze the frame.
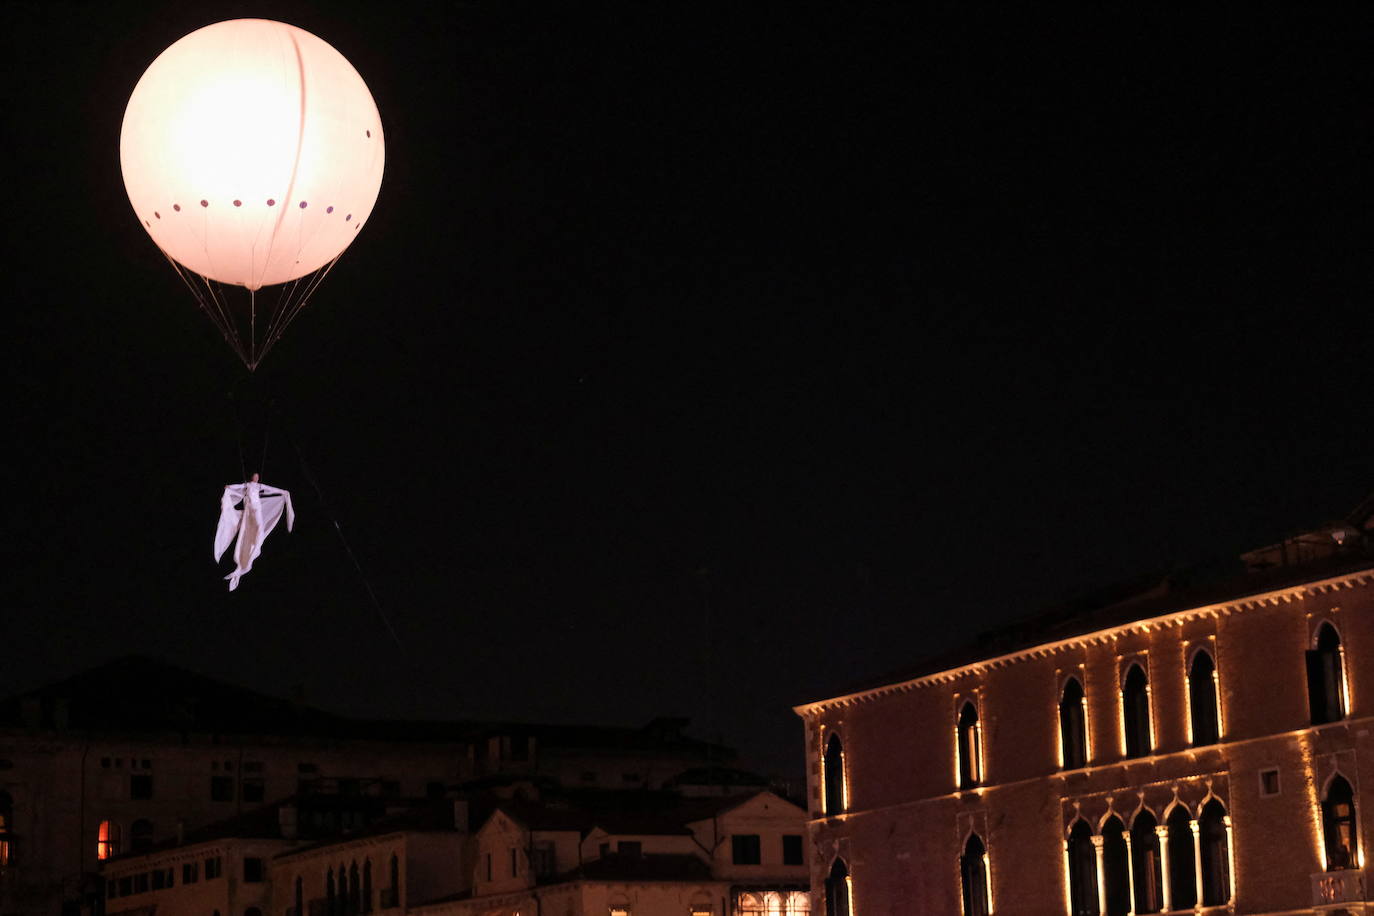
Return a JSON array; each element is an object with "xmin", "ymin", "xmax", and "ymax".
[{"xmin": 0, "ymin": 657, "xmax": 742, "ymax": 915}]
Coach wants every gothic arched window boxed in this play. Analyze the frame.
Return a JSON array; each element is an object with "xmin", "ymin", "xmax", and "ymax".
[
  {"xmin": 1166, "ymin": 806, "xmax": 1197, "ymax": 909},
  {"xmin": 960, "ymin": 833, "xmax": 990, "ymax": 916},
  {"xmin": 1322, "ymin": 775, "xmax": 1359, "ymax": 871},
  {"xmin": 1130, "ymin": 810, "xmax": 1163, "ymax": 914},
  {"xmin": 1101, "ymin": 816, "xmax": 1130, "ymax": 916},
  {"xmin": 957, "ymin": 701, "xmax": 982, "ymax": 789},
  {"xmin": 823, "ymin": 733, "xmax": 846, "ymax": 814},
  {"xmin": 1198, "ymin": 800, "xmax": 1231, "ymax": 905},
  {"xmin": 1122, "ymin": 663, "xmax": 1152, "ymax": 758},
  {"xmin": 1067, "ymin": 820, "xmax": 1098, "ymax": 916},
  {"xmin": 1188, "ymin": 650, "xmax": 1220, "ymax": 745},
  {"xmin": 1307, "ymin": 623, "xmax": 1347, "ymax": 725},
  {"xmin": 825, "ymin": 857, "xmax": 851, "ymax": 916},
  {"xmin": 1060, "ymin": 678, "xmax": 1087, "ymax": 769}
]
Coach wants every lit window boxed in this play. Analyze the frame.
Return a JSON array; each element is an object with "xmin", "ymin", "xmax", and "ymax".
[
  {"xmin": 1066, "ymin": 820, "xmax": 1098, "ymax": 916},
  {"xmin": 1165, "ymin": 807, "xmax": 1196, "ymax": 909},
  {"xmin": 1307, "ymin": 623, "xmax": 1348, "ymax": 725},
  {"xmin": 1121, "ymin": 664, "xmax": 1152, "ymax": 758},
  {"xmin": 1188, "ymin": 650, "xmax": 1220, "ymax": 745},
  {"xmin": 822, "ymin": 734, "xmax": 846, "ymax": 815},
  {"xmin": 610, "ymin": 909, "xmax": 631, "ymax": 916},
  {"xmin": 1059, "ymin": 678, "xmax": 1087, "ymax": 769},
  {"xmin": 960, "ymin": 833, "xmax": 990, "ymax": 916},
  {"xmin": 97, "ymin": 820, "xmax": 121, "ymax": 860},
  {"xmin": 1101, "ymin": 816, "xmax": 1129, "ymax": 916},
  {"xmin": 957, "ymin": 701, "xmax": 982, "ymax": 789},
  {"xmin": 1322, "ymin": 775, "xmax": 1359, "ymax": 870},
  {"xmin": 1198, "ymin": 800, "xmax": 1231, "ymax": 905},
  {"xmin": 824, "ymin": 858, "xmax": 851, "ymax": 916},
  {"xmin": 1129, "ymin": 810, "xmax": 1163, "ymax": 913}
]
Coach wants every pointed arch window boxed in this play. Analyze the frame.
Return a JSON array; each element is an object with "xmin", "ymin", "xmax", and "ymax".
[
  {"xmin": 1059, "ymin": 678, "xmax": 1087, "ymax": 770},
  {"xmin": 957, "ymin": 701, "xmax": 982, "ymax": 789},
  {"xmin": 823, "ymin": 733, "xmax": 846, "ymax": 815},
  {"xmin": 960, "ymin": 833, "xmax": 990, "ymax": 916},
  {"xmin": 1165, "ymin": 807, "xmax": 1196, "ymax": 909},
  {"xmin": 1198, "ymin": 800, "xmax": 1231, "ymax": 905},
  {"xmin": 295, "ymin": 876, "xmax": 304, "ymax": 916},
  {"xmin": 1129, "ymin": 810, "xmax": 1163, "ymax": 914},
  {"xmin": 1307, "ymin": 623, "xmax": 1348, "ymax": 725},
  {"xmin": 363, "ymin": 859, "xmax": 373, "ymax": 913},
  {"xmin": 1188, "ymin": 650, "xmax": 1220, "ymax": 745},
  {"xmin": 327, "ymin": 867, "xmax": 336, "ymax": 915},
  {"xmin": 1066, "ymin": 820, "xmax": 1098, "ymax": 916},
  {"xmin": 1101, "ymin": 816, "xmax": 1130, "ymax": 916},
  {"xmin": 825, "ymin": 858, "xmax": 851, "ymax": 916},
  {"xmin": 350, "ymin": 861, "xmax": 362, "ymax": 913},
  {"xmin": 1322, "ymin": 775, "xmax": 1359, "ymax": 870},
  {"xmin": 1122, "ymin": 664, "xmax": 1152, "ymax": 758}
]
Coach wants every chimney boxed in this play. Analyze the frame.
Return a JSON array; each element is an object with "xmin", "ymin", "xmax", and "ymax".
[
  {"xmin": 453, "ymin": 798, "xmax": 469, "ymax": 833},
  {"xmin": 279, "ymin": 805, "xmax": 299, "ymax": 840}
]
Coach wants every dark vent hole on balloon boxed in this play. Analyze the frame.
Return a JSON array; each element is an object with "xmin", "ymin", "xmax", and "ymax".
[
  {"xmin": 173, "ymin": 204, "xmax": 181, "ymax": 212},
  {"xmin": 299, "ymin": 201, "xmax": 308, "ymax": 209},
  {"xmin": 200, "ymin": 200, "xmax": 208, "ymax": 207},
  {"xmin": 326, "ymin": 206, "xmax": 334, "ymax": 214},
  {"xmin": 233, "ymin": 200, "xmax": 242, "ymax": 207},
  {"xmin": 154, "ymin": 212, "xmax": 161, "ymax": 219},
  {"xmin": 267, "ymin": 199, "xmax": 276, "ymax": 206}
]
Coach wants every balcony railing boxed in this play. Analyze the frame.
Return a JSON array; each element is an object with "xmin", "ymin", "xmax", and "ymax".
[{"xmin": 1312, "ymin": 868, "xmax": 1366, "ymax": 907}]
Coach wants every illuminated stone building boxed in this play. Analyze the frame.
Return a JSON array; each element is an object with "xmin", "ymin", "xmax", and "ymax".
[
  {"xmin": 795, "ymin": 503, "xmax": 1373, "ymax": 916},
  {"xmin": 0, "ymin": 657, "xmax": 737, "ymax": 915}
]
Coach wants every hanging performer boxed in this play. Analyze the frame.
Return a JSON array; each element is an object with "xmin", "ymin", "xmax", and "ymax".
[{"xmin": 214, "ymin": 473, "xmax": 295, "ymax": 591}]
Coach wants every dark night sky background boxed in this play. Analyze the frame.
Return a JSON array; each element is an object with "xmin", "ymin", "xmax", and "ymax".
[{"xmin": 3, "ymin": 3, "xmax": 1372, "ymax": 778}]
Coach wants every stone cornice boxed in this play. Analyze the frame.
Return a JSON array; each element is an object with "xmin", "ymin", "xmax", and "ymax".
[{"xmin": 794, "ymin": 567, "xmax": 1373, "ymax": 717}]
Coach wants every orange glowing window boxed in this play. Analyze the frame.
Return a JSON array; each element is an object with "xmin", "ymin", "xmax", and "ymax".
[{"xmin": 97, "ymin": 820, "xmax": 121, "ymax": 860}]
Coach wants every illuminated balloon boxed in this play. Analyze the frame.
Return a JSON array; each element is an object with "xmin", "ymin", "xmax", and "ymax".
[{"xmin": 121, "ymin": 19, "xmax": 383, "ymax": 289}]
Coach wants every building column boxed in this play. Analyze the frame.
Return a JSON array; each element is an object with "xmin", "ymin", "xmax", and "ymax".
[
  {"xmin": 1155, "ymin": 825, "xmax": 1172, "ymax": 913},
  {"xmin": 1123, "ymin": 832, "xmax": 1137, "ymax": 916},
  {"xmin": 1223, "ymin": 815, "xmax": 1237, "ymax": 906},
  {"xmin": 1093, "ymin": 835, "xmax": 1107, "ymax": 916},
  {"xmin": 1190, "ymin": 819, "xmax": 1203, "ymax": 908}
]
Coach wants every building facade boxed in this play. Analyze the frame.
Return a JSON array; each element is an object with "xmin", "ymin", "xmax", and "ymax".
[
  {"xmin": 795, "ymin": 521, "xmax": 1372, "ymax": 915},
  {"xmin": 0, "ymin": 657, "xmax": 739, "ymax": 916}
]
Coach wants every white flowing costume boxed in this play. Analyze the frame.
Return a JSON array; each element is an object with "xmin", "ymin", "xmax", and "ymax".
[{"xmin": 214, "ymin": 480, "xmax": 295, "ymax": 591}]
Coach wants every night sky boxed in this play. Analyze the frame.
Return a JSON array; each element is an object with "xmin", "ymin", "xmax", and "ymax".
[{"xmin": 5, "ymin": 3, "xmax": 1372, "ymax": 779}]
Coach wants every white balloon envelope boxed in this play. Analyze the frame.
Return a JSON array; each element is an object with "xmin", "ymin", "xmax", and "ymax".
[{"xmin": 120, "ymin": 19, "xmax": 384, "ymax": 365}]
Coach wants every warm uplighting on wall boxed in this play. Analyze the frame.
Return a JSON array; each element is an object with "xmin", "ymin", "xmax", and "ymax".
[
  {"xmin": 983, "ymin": 850, "xmax": 995, "ymax": 914},
  {"xmin": 1061, "ymin": 839, "xmax": 1073, "ymax": 916},
  {"xmin": 1337, "ymin": 642, "xmax": 1353, "ymax": 716}
]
